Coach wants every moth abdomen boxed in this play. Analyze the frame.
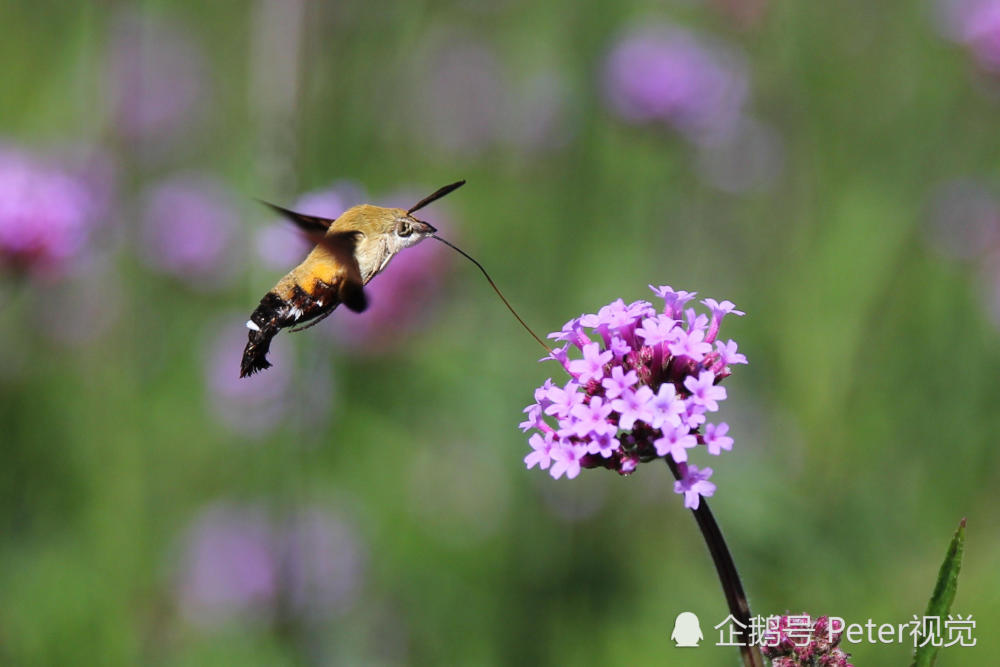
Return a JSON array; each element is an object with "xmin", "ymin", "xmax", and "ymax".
[{"xmin": 239, "ymin": 284, "xmax": 337, "ymax": 377}]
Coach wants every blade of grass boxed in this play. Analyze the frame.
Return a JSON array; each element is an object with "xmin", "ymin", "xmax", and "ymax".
[{"xmin": 911, "ymin": 518, "xmax": 966, "ymax": 667}]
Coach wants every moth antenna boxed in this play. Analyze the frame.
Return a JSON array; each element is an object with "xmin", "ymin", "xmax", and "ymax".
[
  {"xmin": 408, "ymin": 180, "xmax": 466, "ymax": 215},
  {"xmin": 431, "ymin": 235, "xmax": 552, "ymax": 355}
]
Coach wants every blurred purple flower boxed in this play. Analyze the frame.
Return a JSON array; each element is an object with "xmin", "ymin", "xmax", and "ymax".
[
  {"xmin": 322, "ymin": 188, "xmax": 454, "ymax": 352},
  {"xmin": 294, "ymin": 182, "xmax": 367, "ymax": 218},
  {"xmin": 602, "ymin": 23, "xmax": 749, "ymax": 144},
  {"xmin": 176, "ymin": 503, "xmax": 277, "ymax": 626},
  {"xmin": 279, "ymin": 507, "xmax": 366, "ymax": 619},
  {"xmin": 416, "ymin": 35, "xmax": 506, "ymax": 157},
  {"xmin": 505, "ymin": 69, "xmax": 576, "ymax": 153},
  {"xmin": 254, "ymin": 223, "xmax": 312, "ymax": 272},
  {"xmin": 939, "ymin": 0, "xmax": 1000, "ymax": 72},
  {"xmin": 139, "ymin": 173, "xmax": 239, "ymax": 288},
  {"xmin": 254, "ymin": 181, "xmax": 366, "ymax": 271},
  {"xmin": 0, "ymin": 147, "xmax": 106, "ymax": 276},
  {"xmin": 108, "ymin": 10, "xmax": 207, "ymax": 145},
  {"xmin": 203, "ymin": 315, "xmax": 294, "ymax": 437},
  {"xmin": 410, "ymin": 29, "xmax": 575, "ymax": 156},
  {"xmin": 695, "ymin": 117, "xmax": 784, "ymax": 193},
  {"xmin": 175, "ymin": 501, "xmax": 365, "ymax": 627},
  {"xmin": 204, "ymin": 314, "xmax": 335, "ymax": 436},
  {"xmin": 925, "ymin": 178, "xmax": 1000, "ymax": 260}
]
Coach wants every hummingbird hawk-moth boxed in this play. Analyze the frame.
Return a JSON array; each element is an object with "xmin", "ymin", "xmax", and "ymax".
[
  {"xmin": 241, "ymin": 181, "xmax": 465, "ymax": 377},
  {"xmin": 242, "ymin": 180, "xmax": 548, "ymax": 377}
]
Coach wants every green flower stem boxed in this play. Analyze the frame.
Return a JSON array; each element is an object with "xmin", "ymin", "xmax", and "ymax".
[{"xmin": 666, "ymin": 458, "xmax": 763, "ymax": 667}]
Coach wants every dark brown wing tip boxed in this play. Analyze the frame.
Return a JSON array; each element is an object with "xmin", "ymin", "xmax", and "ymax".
[
  {"xmin": 339, "ymin": 281, "xmax": 367, "ymax": 313},
  {"xmin": 257, "ymin": 199, "xmax": 334, "ymax": 234}
]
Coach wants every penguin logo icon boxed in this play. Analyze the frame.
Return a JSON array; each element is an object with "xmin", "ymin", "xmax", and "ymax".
[{"xmin": 671, "ymin": 611, "xmax": 703, "ymax": 647}]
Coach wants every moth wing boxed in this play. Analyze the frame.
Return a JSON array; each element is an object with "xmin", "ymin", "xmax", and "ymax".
[
  {"xmin": 258, "ymin": 200, "xmax": 334, "ymax": 235},
  {"xmin": 318, "ymin": 231, "xmax": 367, "ymax": 313}
]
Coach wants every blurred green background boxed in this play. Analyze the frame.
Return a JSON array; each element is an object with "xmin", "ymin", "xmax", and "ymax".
[{"xmin": 1, "ymin": 1, "xmax": 997, "ymax": 665}]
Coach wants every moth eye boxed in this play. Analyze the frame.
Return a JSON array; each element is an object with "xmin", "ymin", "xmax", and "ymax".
[{"xmin": 397, "ymin": 221, "xmax": 413, "ymax": 237}]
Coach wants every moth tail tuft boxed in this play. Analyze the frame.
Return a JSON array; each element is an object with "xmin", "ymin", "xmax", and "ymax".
[
  {"xmin": 240, "ymin": 292, "xmax": 285, "ymax": 377},
  {"xmin": 240, "ymin": 325, "xmax": 277, "ymax": 377}
]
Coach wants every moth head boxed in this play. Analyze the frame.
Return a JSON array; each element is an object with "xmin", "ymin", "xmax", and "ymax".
[
  {"xmin": 334, "ymin": 181, "xmax": 463, "ymax": 253},
  {"xmin": 383, "ymin": 179, "xmax": 464, "ymax": 251},
  {"xmin": 391, "ymin": 214, "xmax": 437, "ymax": 250}
]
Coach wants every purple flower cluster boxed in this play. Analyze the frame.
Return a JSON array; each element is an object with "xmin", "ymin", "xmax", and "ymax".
[
  {"xmin": 761, "ymin": 615, "xmax": 854, "ymax": 667},
  {"xmin": 521, "ymin": 286, "xmax": 746, "ymax": 509}
]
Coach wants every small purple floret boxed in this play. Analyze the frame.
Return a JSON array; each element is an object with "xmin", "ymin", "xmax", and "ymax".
[
  {"xmin": 550, "ymin": 443, "xmax": 586, "ymax": 480},
  {"xmin": 704, "ymin": 422, "xmax": 734, "ymax": 455},
  {"xmin": 525, "ymin": 433, "xmax": 555, "ymax": 470},
  {"xmin": 567, "ymin": 342, "xmax": 613, "ymax": 383},
  {"xmin": 654, "ymin": 425, "xmax": 698, "ymax": 462},
  {"xmin": 684, "ymin": 371, "xmax": 727, "ymax": 412},
  {"xmin": 674, "ymin": 463, "xmax": 716, "ymax": 509}
]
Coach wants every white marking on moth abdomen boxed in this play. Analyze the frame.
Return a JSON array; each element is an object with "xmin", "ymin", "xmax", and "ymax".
[
  {"xmin": 289, "ymin": 306, "xmax": 304, "ymax": 320},
  {"xmin": 246, "ymin": 320, "xmax": 260, "ymax": 331}
]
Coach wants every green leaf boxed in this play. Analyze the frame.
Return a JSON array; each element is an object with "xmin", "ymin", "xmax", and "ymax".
[{"xmin": 911, "ymin": 518, "xmax": 966, "ymax": 667}]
